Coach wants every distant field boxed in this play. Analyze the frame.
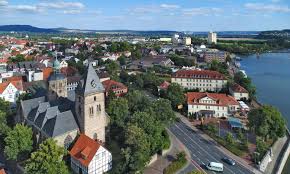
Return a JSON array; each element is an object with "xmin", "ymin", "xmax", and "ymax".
[{"xmin": 218, "ymin": 38, "xmax": 266, "ymax": 41}]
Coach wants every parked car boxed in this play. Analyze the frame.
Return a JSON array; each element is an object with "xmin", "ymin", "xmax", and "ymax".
[{"xmin": 222, "ymin": 157, "xmax": 236, "ymax": 165}]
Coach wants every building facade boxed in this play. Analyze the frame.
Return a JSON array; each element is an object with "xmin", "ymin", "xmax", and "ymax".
[
  {"xmin": 70, "ymin": 134, "xmax": 112, "ymax": 174},
  {"xmin": 229, "ymin": 83, "xmax": 249, "ymax": 101},
  {"xmin": 208, "ymin": 32, "xmax": 217, "ymax": 44},
  {"xmin": 171, "ymin": 69, "xmax": 227, "ymax": 92},
  {"xmin": 187, "ymin": 92, "xmax": 240, "ymax": 118}
]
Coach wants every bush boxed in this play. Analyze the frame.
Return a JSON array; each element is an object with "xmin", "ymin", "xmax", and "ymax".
[{"xmin": 163, "ymin": 152, "xmax": 187, "ymax": 174}]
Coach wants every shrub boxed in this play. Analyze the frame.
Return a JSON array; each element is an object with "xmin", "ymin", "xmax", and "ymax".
[{"xmin": 163, "ymin": 152, "xmax": 187, "ymax": 174}]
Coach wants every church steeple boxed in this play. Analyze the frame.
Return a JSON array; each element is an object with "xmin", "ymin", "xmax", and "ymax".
[
  {"xmin": 47, "ymin": 56, "xmax": 67, "ymax": 101},
  {"xmin": 75, "ymin": 62, "xmax": 107, "ymax": 142}
]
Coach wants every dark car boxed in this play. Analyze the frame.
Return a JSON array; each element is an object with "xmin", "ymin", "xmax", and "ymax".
[{"xmin": 222, "ymin": 157, "xmax": 236, "ymax": 165}]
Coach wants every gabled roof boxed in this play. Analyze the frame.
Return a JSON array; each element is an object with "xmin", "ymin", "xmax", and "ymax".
[
  {"xmin": 102, "ymin": 80, "xmax": 127, "ymax": 92},
  {"xmin": 0, "ymin": 80, "xmax": 23, "ymax": 94},
  {"xmin": 187, "ymin": 92, "xmax": 239, "ymax": 106},
  {"xmin": 159, "ymin": 81, "xmax": 171, "ymax": 90},
  {"xmin": 70, "ymin": 134, "xmax": 101, "ymax": 167},
  {"xmin": 0, "ymin": 169, "xmax": 6, "ymax": 174},
  {"xmin": 76, "ymin": 63, "xmax": 104, "ymax": 96},
  {"xmin": 230, "ymin": 83, "xmax": 248, "ymax": 93},
  {"xmin": 172, "ymin": 69, "xmax": 226, "ymax": 80}
]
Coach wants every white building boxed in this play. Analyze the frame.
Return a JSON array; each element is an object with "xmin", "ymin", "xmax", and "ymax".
[
  {"xmin": 187, "ymin": 92, "xmax": 240, "ymax": 118},
  {"xmin": 171, "ymin": 69, "xmax": 227, "ymax": 92},
  {"xmin": 70, "ymin": 134, "xmax": 112, "ymax": 174},
  {"xmin": 60, "ymin": 60, "xmax": 68, "ymax": 68},
  {"xmin": 208, "ymin": 32, "xmax": 217, "ymax": 44},
  {"xmin": 26, "ymin": 70, "xmax": 43, "ymax": 82},
  {"xmin": 229, "ymin": 83, "xmax": 249, "ymax": 101},
  {"xmin": 0, "ymin": 81, "xmax": 23, "ymax": 104},
  {"xmin": 183, "ymin": 37, "xmax": 192, "ymax": 45}
]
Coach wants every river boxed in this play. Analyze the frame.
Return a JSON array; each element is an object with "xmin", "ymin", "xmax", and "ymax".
[{"xmin": 240, "ymin": 51, "xmax": 290, "ymax": 173}]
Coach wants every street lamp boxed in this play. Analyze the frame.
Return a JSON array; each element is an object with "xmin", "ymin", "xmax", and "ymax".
[{"xmin": 217, "ymin": 120, "xmax": 220, "ymax": 137}]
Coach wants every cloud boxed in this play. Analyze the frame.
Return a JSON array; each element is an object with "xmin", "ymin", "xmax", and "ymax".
[
  {"xmin": 38, "ymin": 2, "xmax": 85, "ymax": 9},
  {"xmin": 183, "ymin": 7, "xmax": 222, "ymax": 16},
  {"xmin": 63, "ymin": 10, "xmax": 81, "ymax": 14},
  {"xmin": 8, "ymin": 5, "xmax": 42, "ymax": 13},
  {"xmin": 160, "ymin": 4, "xmax": 180, "ymax": 9},
  {"xmin": 244, "ymin": 3, "xmax": 290, "ymax": 13},
  {"xmin": 0, "ymin": 0, "xmax": 8, "ymax": 6}
]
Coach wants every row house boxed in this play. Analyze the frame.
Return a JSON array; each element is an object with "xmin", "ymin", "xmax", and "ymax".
[
  {"xmin": 187, "ymin": 92, "xmax": 240, "ymax": 119},
  {"xmin": 171, "ymin": 69, "xmax": 227, "ymax": 92}
]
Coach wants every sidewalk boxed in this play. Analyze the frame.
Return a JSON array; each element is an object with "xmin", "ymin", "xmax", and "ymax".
[
  {"xmin": 176, "ymin": 112, "xmax": 263, "ymax": 174},
  {"xmin": 144, "ymin": 129, "xmax": 192, "ymax": 174}
]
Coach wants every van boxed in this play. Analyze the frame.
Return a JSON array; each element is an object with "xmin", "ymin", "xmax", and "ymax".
[{"xmin": 206, "ymin": 162, "xmax": 224, "ymax": 172}]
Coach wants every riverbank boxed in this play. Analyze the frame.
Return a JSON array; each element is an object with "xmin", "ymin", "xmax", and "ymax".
[{"xmin": 240, "ymin": 52, "xmax": 290, "ymax": 173}]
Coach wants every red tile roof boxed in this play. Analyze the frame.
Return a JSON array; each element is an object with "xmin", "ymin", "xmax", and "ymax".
[
  {"xmin": 70, "ymin": 134, "xmax": 101, "ymax": 167},
  {"xmin": 172, "ymin": 69, "xmax": 226, "ymax": 80},
  {"xmin": 0, "ymin": 80, "xmax": 23, "ymax": 93},
  {"xmin": 61, "ymin": 67, "xmax": 77, "ymax": 77},
  {"xmin": 0, "ymin": 169, "xmax": 6, "ymax": 174},
  {"xmin": 102, "ymin": 80, "xmax": 127, "ymax": 92},
  {"xmin": 159, "ymin": 81, "xmax": 170, "ymax": 90},
  {"xmin": 231, "ymin": 83, "xmax": 248, "ymax": 93},
  {"xmin": 187, "ymin": 92, "xmax": 239, "ymax": 106},
  {"xmin": 42, "ymin": 67, "xmax": 53, "ymax": 80}
]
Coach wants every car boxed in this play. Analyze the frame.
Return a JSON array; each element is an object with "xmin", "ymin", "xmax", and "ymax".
[{"xmin": 222, "ymin": 157, "xmax": 236, "ymax": 165}]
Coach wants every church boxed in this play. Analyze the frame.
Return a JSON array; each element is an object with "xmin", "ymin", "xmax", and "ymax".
[{"xmin": 19, "ymin": 58, "xmax": 109, "ymax": 148}]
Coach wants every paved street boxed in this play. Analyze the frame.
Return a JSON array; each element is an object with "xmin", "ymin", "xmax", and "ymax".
[{"xmin": 169, "ymin": 121, "xmax": 254, "ymax": 174}]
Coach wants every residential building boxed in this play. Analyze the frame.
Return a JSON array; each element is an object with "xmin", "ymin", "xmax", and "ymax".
[
  {"xmin": 171, "ymin": 69, "xmax": 227, "ymax": 92},
  {"xmin": 130, "ymin": 56, "xmax": 174, "ymax": 70},
  {"xmin": 200, "ymin": 50, "xmax": 227, "ymax": 63},
  {"xmin": 60, "ymin": 60, "xmax": 68, "ymax": 68},
  {"xmin": 229, "ymin": 83, "xmax": 249, "ymax": 100},
  {"xmin": 208, "ymin": 32, "xmax": 217, "ymax": 44},
  {"xmin": 70, "ymin": 134, "xmax": 112, "ymax": 174},
  {"xmin": 183, "ymin": 37, "xmax": 192, "ymax": 45},
  {"xmin": 0, "ymin": 80, "xmax": 24, "ymax": 104},
  {"xmin": 187, "ymin": 92, "xmax": 240, "ymax": 118},
  {"xmin": 102, "ymin": 80, "xmax": 128, "ymax": 97}
]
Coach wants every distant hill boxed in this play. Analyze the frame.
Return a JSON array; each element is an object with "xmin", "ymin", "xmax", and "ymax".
[
  {"xmin": 257, "ymin": 29, "xmax": 290, "ymax": 39},
  {"xmin": 0, "ymin": 25, "xmax": 59, "ymax": 33}
]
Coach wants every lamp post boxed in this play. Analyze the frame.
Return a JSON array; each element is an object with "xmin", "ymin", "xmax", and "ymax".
[{"xmin": 217, "ymin": 120, "xmax": 220, "ymax": 137}]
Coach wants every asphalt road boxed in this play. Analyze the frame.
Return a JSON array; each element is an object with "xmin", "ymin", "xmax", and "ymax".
[{"xmin": 169, "ymin": 121, "xmax": 254, "ymax": 174}]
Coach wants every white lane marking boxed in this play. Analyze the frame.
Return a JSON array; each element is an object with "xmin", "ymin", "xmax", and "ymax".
[{"xmin": 173, "ymin": 124, "xmax": 236, "ymax": 174}]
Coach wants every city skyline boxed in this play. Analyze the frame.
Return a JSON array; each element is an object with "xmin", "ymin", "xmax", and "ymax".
[{"xmin": 0, "ymin": 0, "xmax": 290, "ymax": 31}]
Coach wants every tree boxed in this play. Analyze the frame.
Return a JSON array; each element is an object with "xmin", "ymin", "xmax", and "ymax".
[
  {"xmin": 234, "ymin": 72, "xmax": 256, "ymax": 98},
  {"xmin": 132, "ymin": 49, "xmax": 142, "ymax": 59},
  {"xmin": 151, "ymin": 99, "xmax": 175, "ymax": 125},
  {"xmin": 25, "ymin": 139, "xmax": 69, "ymax": 174},
  {"xmin": 126, "ymin": 90, "xmax": 151, "ymax": 113},
  {"xmin": 237, "ymin": 130, "xmax": 245, "ymax": 143},
  {"xmin": 118, "ymin": 54, "xmax": 126, "ymax": 66},
  {"xmin": 248, "ymin": 105, "xmax": 286, "ymax": 140},
  {"xmin": 165, "ymin": 83, "xmax": 185, "ymax": 109},
  {"xmin": 225, "ymin": 132, "xmax": 235, "ymax": 145},
  {"xmin": 0, "ymin": 111, "xmax": 10, "ymax": 136},
  {"xmin": 123, "ymin": 124, "xmax": 151, "ymax": 172},
  {"xmin": 107, "ymin": 98, "xmax": 129, "ymax": 127},
  {"xmin": 207, "ymin": 124, "xmax": 218, "ymax": 135},
  {"xmin": 105, "ymin": 60, "xmax": 120, "ymax": 75},
  {"xmin": 4, "ymin": 124, "xmax": 33, "ymax": 160}
]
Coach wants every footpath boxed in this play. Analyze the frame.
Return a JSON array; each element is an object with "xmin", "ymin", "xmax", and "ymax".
[
  {"xmin": 144, "ymin": 129, "xmax": 192, "ymax": 174},
  {"xmin": 176, "ymin": 112, "xmax": 263, "ymax": 174}
]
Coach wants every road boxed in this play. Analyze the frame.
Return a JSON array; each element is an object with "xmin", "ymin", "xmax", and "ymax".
[{"xmin": 169, "ymin": 121, "xmax": 254, "ymax": 174}]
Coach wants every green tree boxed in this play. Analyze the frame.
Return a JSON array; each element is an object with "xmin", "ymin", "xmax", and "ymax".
[
  {"xmin": 187, "ymin": 171, "xmax": 204, "ymax": 174},
  {"xmin": 126, "ymin": 90, "xmax": 151, "ymax": 113},
  {"xmin": 234, "ymin": 72, "xmax": 256, "ymax": 98},
  {"xmin": 165, "ymin": 83, "xmax": 185, "ymax": 109},
  {"xmin": 132, "ymin": 49, "xmax": 142, "ymax": 59},
  {"xmin": 151, "ymin": 99, "xmax": 175, "ymax": 125},
  {"xmin": 110, "ymin": 42, "xmax": 118, "ymax": 52},
  {"xmin": 105, "ymin": 60, "xmax": 120, "ymax": 75},
  {"xmin": 123, "ymin": 124, "xmax": 151, "ymax": 172},
  {"xmin": 4, "ymin": 124, "xmax": 33, "ymax": 160},
  {"xmin": 107, "ymin": 98, "xmax": 129, "ymax": 127},
  {"xmin": 248, "ymin": 105, "xmax": 286, "ymax": 140},
  {"xmin": 25, "ymin": 139, "xmax": 69, "ymax": 174},
  {"xmin": 225, "ymin": 132, "xmax": 235, "ymax": 145},
  {"xmin": 207, "ymin": 124, "xmax": 218, "ymax": 135},
  {"xmin": 118, "ymin": 54, "xmax": 126, "ymax": 66},
  {"xmin": 0, "ymin": 111, "xmax": 10, "ymax": 136}
]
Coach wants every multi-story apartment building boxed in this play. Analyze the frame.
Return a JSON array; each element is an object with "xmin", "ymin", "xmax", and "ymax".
[
  {"xmin": 171, "ymin": 69, "xmax": 227, "ymax": 92},
  {"xmin": 202, "ymin": 50, "xmax": 227, "ymax": 63},
  {"xmin": 208, "ymin": 32, "xmax": 217, "ymax": 44},
  {"xmin": 187, "ymin": 92, "xmax": 240, "ymax": 118}
]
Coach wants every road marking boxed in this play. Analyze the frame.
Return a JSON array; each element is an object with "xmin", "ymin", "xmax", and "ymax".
[
  {"xmin": 191, "ymin": 159, "xmax": 207, "ymax": 174},
  {"xmin": 173, "ymin": 124, "xmax": 237, "ymax": 174}
]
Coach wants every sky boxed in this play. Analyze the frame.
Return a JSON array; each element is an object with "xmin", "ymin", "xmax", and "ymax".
[{"xmin": 0, "ymin": 0, "xmax": 290, "ymax": 31}]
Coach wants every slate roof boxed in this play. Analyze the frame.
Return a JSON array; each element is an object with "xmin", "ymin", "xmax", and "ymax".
[
  {"xmin": 21, "ymin": 96, "xmax": 78, "ymax": 138},
  {"xmin": 76, "ymin": 63, "xmax": 104, "ymax": 96}
]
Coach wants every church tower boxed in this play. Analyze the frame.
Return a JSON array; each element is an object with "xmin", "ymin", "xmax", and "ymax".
[
  {"xmin": 48, "ymin": 58, "xmax": 67, "ymax": 101},
  {"xmin": 75, "ymin": 63, "xmax": 108, "ymax": 142}
]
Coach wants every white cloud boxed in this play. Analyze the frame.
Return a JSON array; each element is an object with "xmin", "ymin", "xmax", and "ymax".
[
  {"xmin": 8, "ymin": 5, "xmax": 42, "ymax": 13},
  {"xmin": 183, "ymin": 7, "xmax": 222, "ymax": 16},
  {"xmin": 244, "ymin": 3, "xmax": 290, "ymax": 13},
  {"xmin": 63, "ymin": 9, "xmax": 81, "ymax": 14},
  {"xmin": 0, "ymin": 0, "xmax": 8, "ymax": 6},
  {"xmin": 38, "ymin": 2, "xmax": 85, "ymax": 9},
  {"xmin": 160, "ymin": 4, "xmax": 180, "ymax": 9}
]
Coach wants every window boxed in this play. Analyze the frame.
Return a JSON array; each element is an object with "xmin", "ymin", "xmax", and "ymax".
[
  {"xmin": 94, "ymin": 96, "xmax": 97, "ymax": 101},
  {"xmin": 89, "ymin": 107, "xmax": 94, "ymax": 116}
]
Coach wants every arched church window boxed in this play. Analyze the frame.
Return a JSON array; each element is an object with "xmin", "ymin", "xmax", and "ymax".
[
  {"xmin": 94, "ymin": 96, "xmax": 96, "ymax": 101},
  {"xmin": 99, "ymin": 104, "xmax": 101, "ymax": 111},
  {"xmin": 64, "ymin": 135, "xmax": 73, "ymax": 149}
]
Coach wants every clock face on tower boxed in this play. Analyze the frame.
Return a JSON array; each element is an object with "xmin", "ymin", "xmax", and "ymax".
[{"xmin": 91, "ymin": 80, "xmax": 97, "ymax": 88}]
